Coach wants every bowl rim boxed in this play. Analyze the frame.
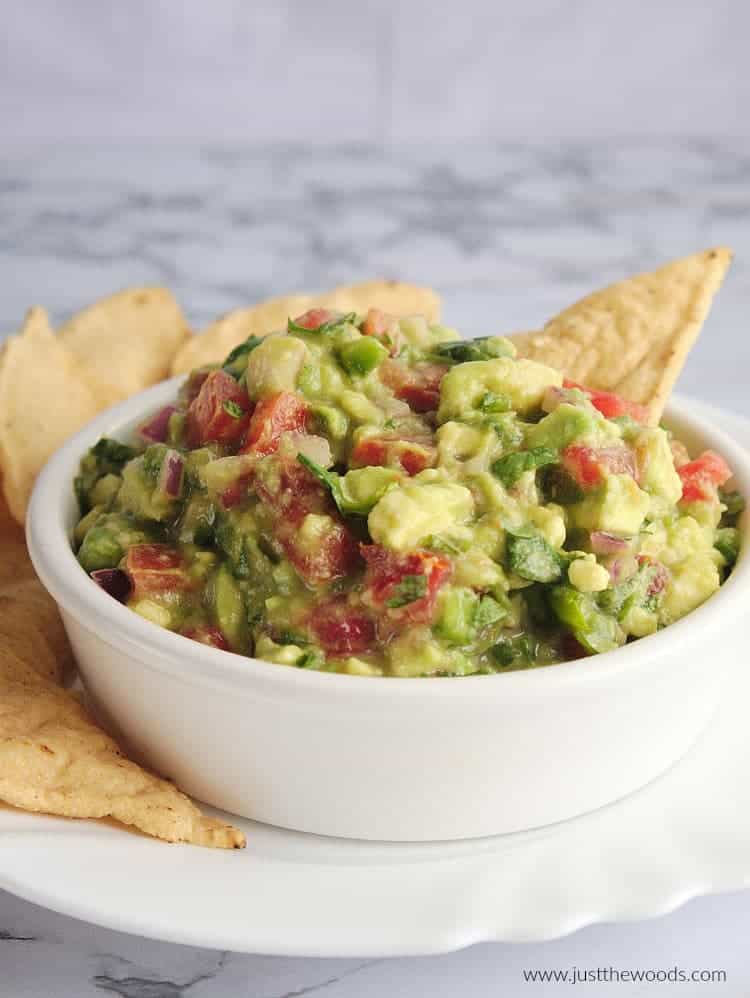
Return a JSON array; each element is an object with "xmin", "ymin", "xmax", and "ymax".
[{"xmin": 26, "ymin": 376, "xmax": 750, "ymax": 702}]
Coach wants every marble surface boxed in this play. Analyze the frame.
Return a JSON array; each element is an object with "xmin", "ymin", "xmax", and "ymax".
[
  {"xmin": 2, "ymin": 1, "xmax": 749, "ymax": 142},
  {"xmin": 2, "ymin": 140, "xmax": 750, "ymax": 995}
]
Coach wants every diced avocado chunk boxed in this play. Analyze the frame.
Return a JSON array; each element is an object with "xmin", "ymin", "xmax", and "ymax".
[
  {"xmin": 337, "ymin": 466, "xmax": 400, "ymax": 514},
  {"xmin": 368, "ymin": 480, "xmax": 475, "ymax": 551},
  {"xmin": 387, "ymin": 628, "xmax": 477, "ymax": 676},
  {"xmin": 221, "ymin": 334, "xmax": 264, "ymax": 378},
  {"xmin": 245, "ymin": 335, "xmax": 310, "ymax": 400},
  {"xmin": 548, "ymin": 585, "xmax": 623, "ymax": 654},
  {"xmin": 309, "ymin": 403, "xmax": 349, "ymax": 441},
  {"xmin": 117, "ymin": 454, "xmax": 178, "ymax": 523},
  {"xmin": 77, "ymin": 513, "xmax": 150, "ymax": 572},
  {"xmin": 74, "ymin": 437, "xmax": 136, "ymax": 514},
  {"xmin": 570, "ymin": 475, "xmax": 651, "ymax": 535},
  {"xmin": 438, "ymin": 357, "xmax": 561, "ymax": 422},
  {"xmin": 506, "ymin": 531, "xmax": 563, "ymax": 583},
  {"xmin": 298, "ymin": 456, "xmax": 399, "ymax": 516},
  {"xmin": 634, "ymin": 428, "xmax": 682, "ymax": 503},
  {"xmin": 435, "ymin": 587, "xmax": 479, "ymax": 644},
  {"xmin": 337, "ymin": 336, "xmax": 388, "ymax": 376},
  {"xmin": 526, "ymin": 404, "xmax": 606, "ymax": 451},
  {"xmin": 211, "ymin": 565, "xmax": 246, "ymax": 651}
]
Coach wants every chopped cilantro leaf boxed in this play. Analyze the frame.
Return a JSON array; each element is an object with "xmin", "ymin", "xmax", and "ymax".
[{"xmin": 386, "ymin": 574, "xmax": 428, "ymax": 608}]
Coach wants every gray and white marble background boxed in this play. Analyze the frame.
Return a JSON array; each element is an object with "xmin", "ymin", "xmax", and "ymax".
[{"xmin": 2, "ymin": 139, "xmax": 749, "ymax": 997}]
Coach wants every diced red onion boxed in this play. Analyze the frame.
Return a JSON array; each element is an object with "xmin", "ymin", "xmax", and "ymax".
[
  {"xmin": 644, "ymin": 559, "xmax": 669, "ymax": 596},
  {"xmin": 91, "ymin": 568, "xmax": 132, "ymax": 603},
  {"xmin": 158, "ymin": 449, "xmax": 184, "ymax": 497},
  {"xmin": 591, "ymin": 531, "xmax": 630, "ymax": 555},
  {"xmin": 139, "ymin": 405, "xmax": 176, "ymax": 443},
  {"xmin": 607, "ymin": 554, "xmax": 638, "ymax": 585}
]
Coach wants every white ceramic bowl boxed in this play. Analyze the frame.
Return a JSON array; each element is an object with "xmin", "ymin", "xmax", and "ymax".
[{"xmin": 27, "ymin": 379, "xmax": 750, "ymax": 841}]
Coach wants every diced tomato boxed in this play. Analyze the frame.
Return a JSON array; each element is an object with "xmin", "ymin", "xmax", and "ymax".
[
  {"xmin": 253, "ymin": 448, "xmax": 329, "ymax": 520},
  {"xmin": 292, "ymin": 308, "xmax": 340, "ymax": 330},
  {"xmin": 277, "ymin": 516, "xmax": 361, "ymax": 586},
  {"xmin": 220, "ymin": 476, "xmax": 252, "ymax": 509},
  {"xmin": 561, "ymin": 444, "xmax": 636, "ymax": 490},
  {"xmin": 182, "ymin": 626, "xmax": 230, "ymax": 651},
  {"xmin": 309, "ymin": 600, "xmax": 377, "ymax": 655},
  {"xmin": 678, "ymin": 450, "xmax": 733, "ymax": 503},
  {"xmin": 563, "ymin": 379, "xmax": 649, "ymax": 423},
  {"xmin": 241, "ymin": 392, "xmax": 309, "ymax": 458},
  {"xmin": 350, "ymin": 434, "xmax": 436, "ymax": 476},
  {"xmin": 186, "ymin": 370, "xmax": 252, "ymax": 447},
  {"xmin": 379, "ymin": 360, "xmax": 448, "ymax": 413},
  {"xmin": 362, "ymin": 307, "xmax": 395, "ymax": 338},
  {"xmin": 182, "ymin": 368, "xmax": 211, "ymax": 405},
  {"xmin": 361, "ymin": 545, "xmax": 452, "ymax": 624},
  {"xmin": 124, "ymin": 544, "xmax": 193, "ymax": 599}
]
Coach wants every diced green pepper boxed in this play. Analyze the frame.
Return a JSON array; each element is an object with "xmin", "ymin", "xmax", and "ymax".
[
  {"xmin": 474, "ymin": 594, "xmax": 509, "ymax": 630},
  {"xmin": 720, "ymin": 489, "xmax": 745, "ymax": 527},
  {"xmin": 211, "ymin": 565, "xmax": 247, "ymax": 651},
  {"xmin": 538, "ymin": 465, "xmax": 585, "ymax": 505},
  {"xmin": 435, "ymin": 588, "xmax": 479, "ymax": 644},
  {"xmin": 506, "ymin": 532, "xmax": 562, "ymax": 583},
  {"xmin": 77, "ymin": 526, "xmax": 124, "ymax": 573},
  {"xmin": 490, "ymin": 633, "xmax": 539, "ymax": 669},
  {"xmin": 434, "ymin": 336, "xmax": 514, "ymax": 364},
  {"xmin": 491, "ymin": 447, "xmax": 557, "ymax": 488},
  {"xmin": 549, "ymin": 585, "xmax": 622, "ymax": 654},
  {"xmin": 715, "ymin": 526, "xmax": 741, "ymax": 566},
  {"xmin": 337, "ymin": 336, "xmax": 389, "ymax": 376}
]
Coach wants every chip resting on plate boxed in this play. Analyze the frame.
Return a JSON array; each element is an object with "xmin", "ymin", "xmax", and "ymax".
[
  {"xmin": 512, "ymin": 248, "xmax": 732, "ymax": 423},
  {"xmin": 60, "ymin": 287, "xmax": 190, "ymax": 406},
  {"xmin": 0, "ymin": 649, "xmax": 245, "ymax": 848},
  {"xmin": 170, "ymin": 280, "xmax": 441, "ymax": 375},
  {"xmin": 0, "ymin": 308, "xmax": 102, "ymax": 523}
]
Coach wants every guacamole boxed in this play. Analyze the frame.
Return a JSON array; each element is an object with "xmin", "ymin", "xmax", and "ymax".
[{"xmin": 73, "ymin": 308, "xmax": 743, "ymax": 677}]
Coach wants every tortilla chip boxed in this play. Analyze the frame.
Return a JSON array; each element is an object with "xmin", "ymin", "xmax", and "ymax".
[
  {"xmin": 0, "ymin": 309, "xmax": 101, "ymax": 523},
  {"xmin": 316, "ymin": 280, "xmax": 441, "ymax": 323},
  {"xmin": 169, "ymin": 281, "xmax": 441, "ymax": 375},
  {"xmin": 512, "ymin": 248, "xmax": 732, "ymax": 422},
  {"xmin": 60, "ymin": 287, "xmax": 190, "ymax": 406},
  {"xmin": 0, "ymin": 648, "xmax": 245, "ymax": 848},
  {"xmin": 0, "ymin": 486, "xmax": 36, "ymax": 585},
  {"xmin": 0, "ymin": 578, "xmax": 74, "ymax": 685}
]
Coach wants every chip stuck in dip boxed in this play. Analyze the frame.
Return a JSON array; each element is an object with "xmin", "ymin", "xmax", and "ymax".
[{"xmin": 72, "ymin": 288, "xmax": 743, "ymax": 677}]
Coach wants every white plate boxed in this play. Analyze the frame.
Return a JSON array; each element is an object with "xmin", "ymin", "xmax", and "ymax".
[{"xmin": 2, "ymin": 396, "xmax": 749, "ymax": 958}]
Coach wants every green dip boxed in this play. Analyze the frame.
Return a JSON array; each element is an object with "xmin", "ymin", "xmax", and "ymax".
[{"xmin": 73, "ymin": 307, "xmax": 743, "ymax": 677}]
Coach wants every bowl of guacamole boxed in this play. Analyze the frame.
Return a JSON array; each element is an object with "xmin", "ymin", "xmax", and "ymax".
[
  {"xmin": 26, "ymin": 306, "xmax": 750, "ymax": 839},
  {"xmin": 70, "ymin": 309, "xmax": 743, "ymax": 678}
]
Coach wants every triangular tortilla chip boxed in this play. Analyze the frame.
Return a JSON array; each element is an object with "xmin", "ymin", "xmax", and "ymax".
[
  {"xmin": 170, "ymin": 280, "xmax": 441, "ymax": 375},
  {"xmin": 512, "ymin": 248, "xmax": 732, "ymax": 422},
  {"xmin": 0, "ymin": 649, "xmax": 244, "ymax": 848},
  {"xmin": 0, "ymin": 578, "xmax": 75, "ymax": 686},
  {"xmin": 0, "ymin": 308, "xmax": 101, "ymax": 523},
  {"xmin": 60, "ymin": 287, "xmax": 190, "ymax": 406}
]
